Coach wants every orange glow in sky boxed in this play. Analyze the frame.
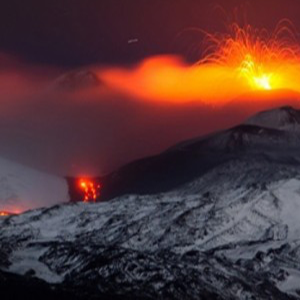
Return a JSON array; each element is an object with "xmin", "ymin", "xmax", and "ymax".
[
  {"xmin": 101, "ymin": 21, "xmax": 300, "ymax": 105},
  {"xmin": 78, "ymin": 178, "xmax": 101, "ymax": 202}
]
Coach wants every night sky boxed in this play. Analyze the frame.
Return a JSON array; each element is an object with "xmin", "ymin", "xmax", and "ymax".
[{"xmin": 1, "ymin": 0, "xmax": 300, "ymax": 67}]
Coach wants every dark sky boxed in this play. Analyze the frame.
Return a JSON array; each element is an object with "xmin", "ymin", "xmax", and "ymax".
[{"xmin": 1, "ymin": 0, "xmax": 300, "ymax": 67}]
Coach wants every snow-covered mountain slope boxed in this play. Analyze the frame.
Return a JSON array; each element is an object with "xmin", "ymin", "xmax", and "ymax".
[
  {"xmin": 91, "ymin": 107, "xmax": 300, "ymax": 202},
  {"xmin": 245, "ymin": 106, "xmax": 300, "ymax": 131},
  {"xmin": 0, "ymin": 157, "xmax": 69, "ymax": 213},
  {"xmin": 2, "ymin": 157, "xmax": 300, "ymax": 299}
]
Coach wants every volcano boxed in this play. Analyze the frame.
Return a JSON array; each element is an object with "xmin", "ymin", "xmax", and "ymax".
[
  {"xmin": 69, "ymin": 105, "xmax": 300, "ymax": 202},
  {"xmin": 245, "ymin": 105, "xmax": 300, "ymax": 130},
  {"xmin": 52, "ymin": 69, "xmax": 102, "ymax": 91},
  {"xmin": 2, "ymin": 106, "xmax": 300, "ymax": 299}
]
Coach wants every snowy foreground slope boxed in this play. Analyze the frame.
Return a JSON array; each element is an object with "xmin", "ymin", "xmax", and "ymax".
[
  {"xmin": 0, "ymin": 157, "xmax": 69, "ymax": 213},
  {"xmin": 2, "ymin": 159, "xmax": 300, "ymax": 299},
  {"xmin": 3, "ymin": 106, "xmax": 300, "ymax": 299}
]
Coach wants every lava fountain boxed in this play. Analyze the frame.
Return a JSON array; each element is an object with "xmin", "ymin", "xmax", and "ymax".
[
  {"xmin": 101, "ymin": 21, "xmax": 300, "ymax": 105},
  {"xmin": 199, "ymin": 20, "xmax": 300, "ymax": 91},
  {"xmin": 78, "ymin": 178, "xmax": 101, "ymax": 202}
]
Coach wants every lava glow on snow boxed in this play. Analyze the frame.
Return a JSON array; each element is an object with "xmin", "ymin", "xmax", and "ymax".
[
  {"xmin": 78, "ymin": 178, "xmax": 101, "ymax": 202},
  {"xmin": 102, "ymin": 21, "xmax": 300, "ymax": 105}
]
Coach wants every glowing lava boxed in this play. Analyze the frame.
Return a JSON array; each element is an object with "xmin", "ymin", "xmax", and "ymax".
[
  {"xmin": 0, "ymin": 211, "xmax": 9, "ymax": 216},
  {"xmin": 199, "ymin": 21, "xmax": 300, "ymax": 92},
  {"xmin": 101, "ymin": 21, "xmax": 300, "ymax": 105},
  {"xmin": 78, "ymin": 178, "xmax": 101, "ymax": 202},
  {"xmin": 239, "ymin": 54, "xmax": 273, "ymax": 90},
  {"xmin": 0, "ymin": 210, "xmax": 19, "ymax": 216}
]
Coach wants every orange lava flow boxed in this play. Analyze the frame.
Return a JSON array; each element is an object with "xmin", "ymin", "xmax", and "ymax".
[
  {"xmin": 78, "ymin": 178, "xmax": 101, "ymax": 202},
  {"xmin": 101, "ymin": 21, "xmax": 300, "ymax": 105},
  {"xmin": 0, "ymin": 211, "xmax": 9, "ymax": 216},
  {"xmin": 0, "ymin": 210, "xmax": 19, "ymax": 216}
]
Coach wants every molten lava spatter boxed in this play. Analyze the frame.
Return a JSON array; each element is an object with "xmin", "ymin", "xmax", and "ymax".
[
  {"xmin": 102, "ymin": 21, "xmax": 300, "ymax": 105},
  {"xmin": 78, "ymin": 179, "xmax": 101, "ymax": 202},
  {"xmin": 200, "ymin": 21, "xmax": 300, "ymax": 92}
]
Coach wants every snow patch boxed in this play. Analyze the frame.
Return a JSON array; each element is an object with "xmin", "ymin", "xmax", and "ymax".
[
  {"xmin": 0, "ymin": 157, "xmax": 69, "ymax": 213},
  {"xmin": 272, "ymin": 179, "xmax": 300, "ymax": 240}
]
